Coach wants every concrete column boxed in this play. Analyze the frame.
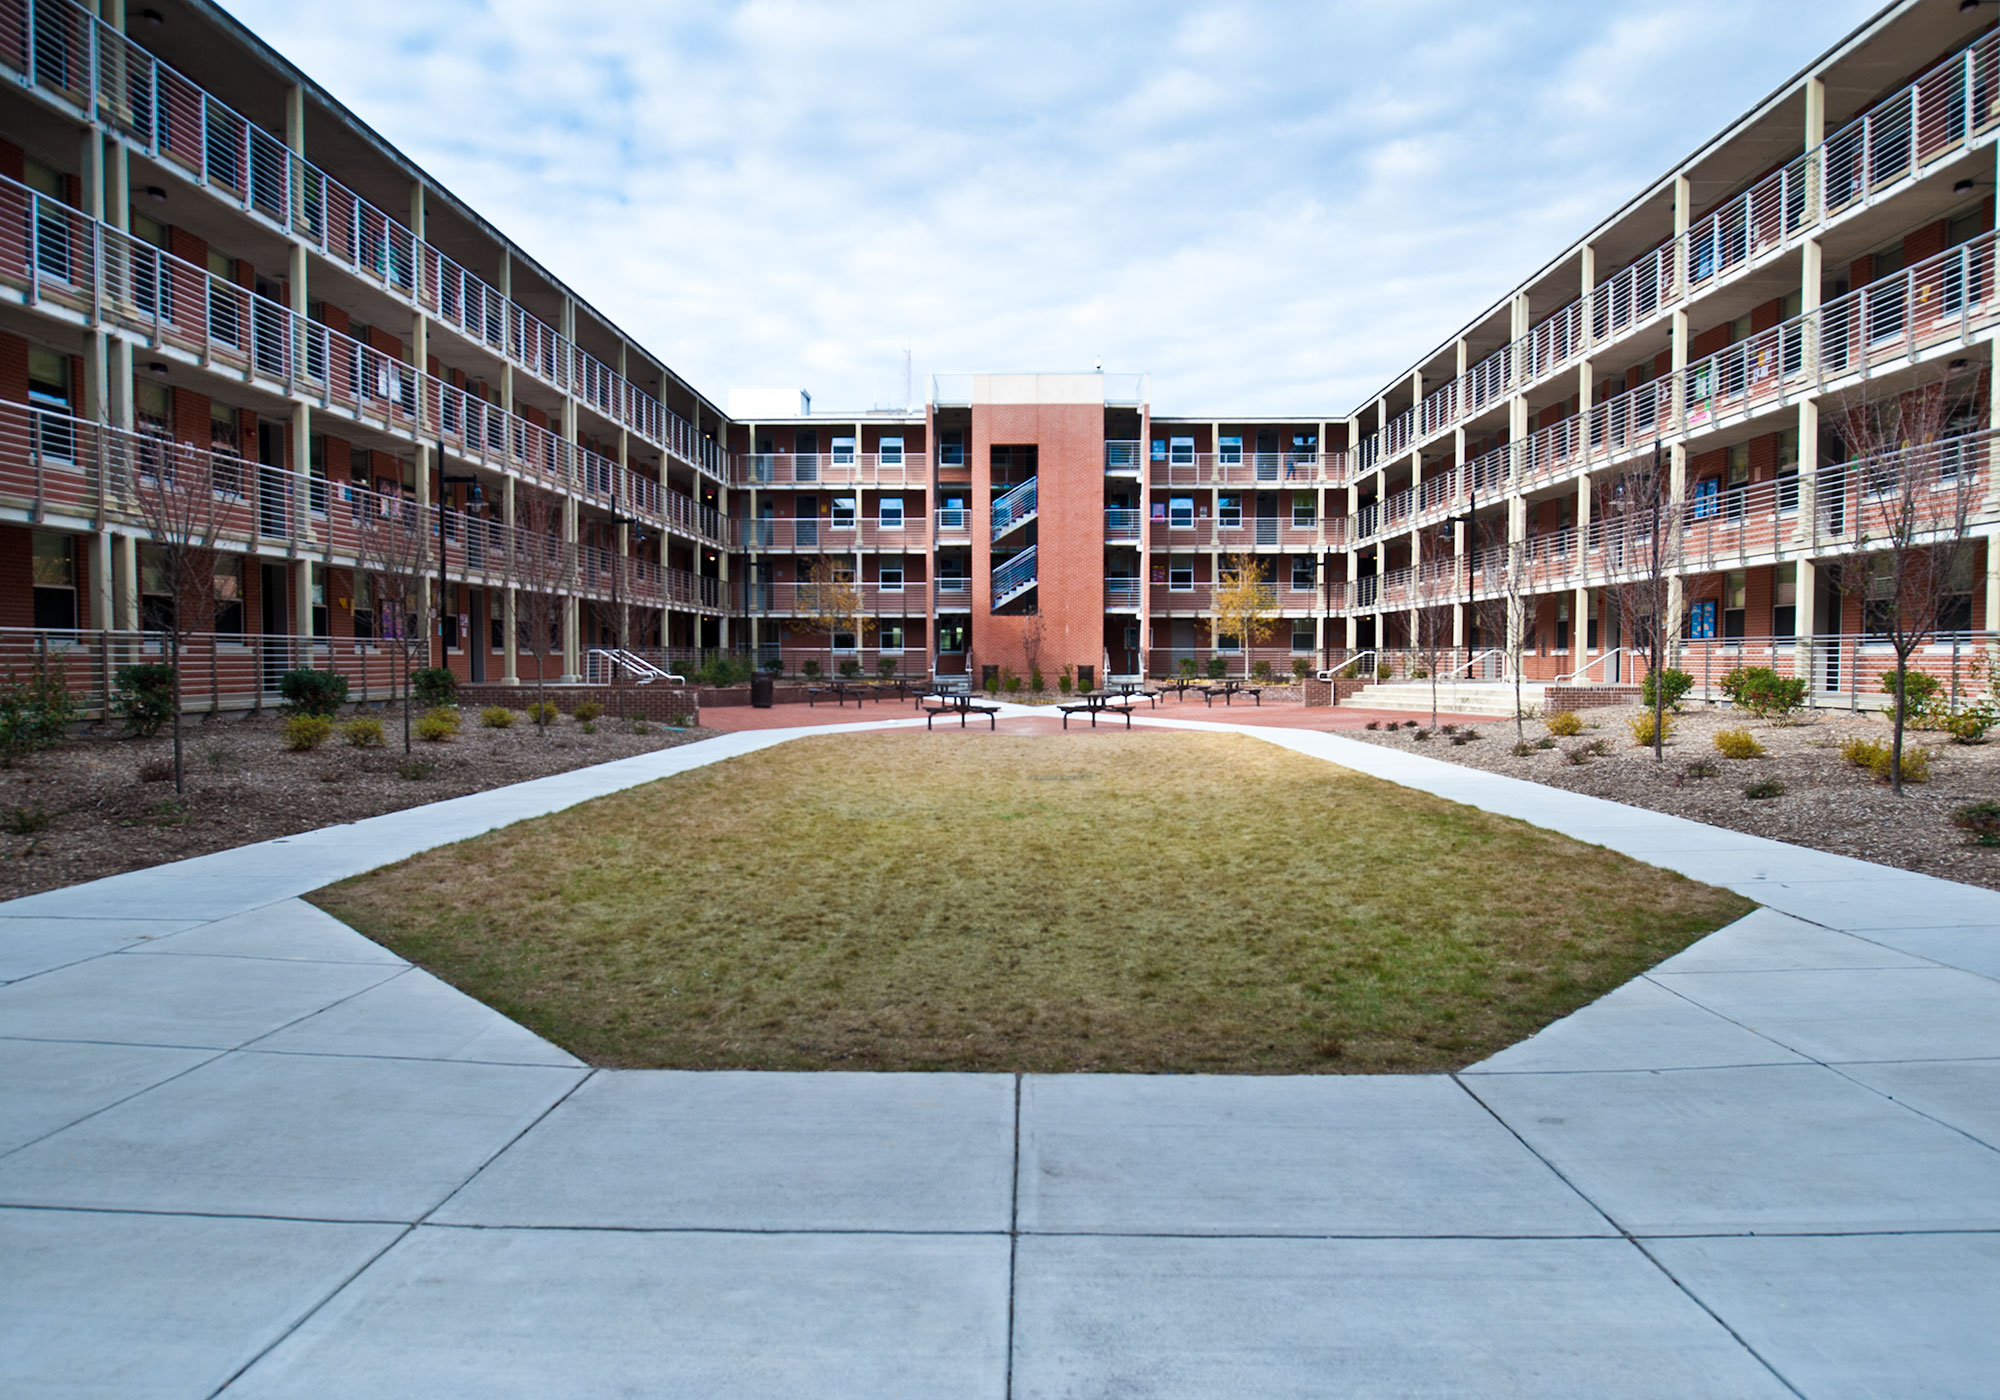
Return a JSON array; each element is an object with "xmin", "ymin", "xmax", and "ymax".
[
  {"xmin": 1506, "ymin": 494, "xmax": 1528, "ymax": 682},
  {"xmin": 1451, "ymin": 423, "xmax": 1468, "ymax": 650},
  {"xmin": 113, "ymin": 532, "xmax": 139, "ymax": 632},
  {"xmin": 293, "ymin": 558, "xmax": 313, "ymax": 642},
  {"xmin": 1575, "ymin": 471, "xmax": 1592, "ymax": 659},
  {"xmin": 1579, "ymin": 244, "xmax": 1596, "ymax": 348},
  {"xmin": 559, "ymin": 296, "xmax": 580, "ymax": 681},
  {"xmin": 1796, "ymin": 557, "xmax": 1819, "ymax": 687}
]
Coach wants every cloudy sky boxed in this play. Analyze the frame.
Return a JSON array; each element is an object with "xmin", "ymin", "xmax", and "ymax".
[{"xmin": 225, "ymin": 0, "xmax": 1883, "ymax": 417}]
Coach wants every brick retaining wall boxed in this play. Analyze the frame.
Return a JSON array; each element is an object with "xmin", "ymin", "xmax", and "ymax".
[
  {"xmin": 459, "ymin": 683, "xmax": 701, "ymax": 723},
  {"xmin": 1545, "ymin": 684, "xmax": 1642, "ymax": 714}
]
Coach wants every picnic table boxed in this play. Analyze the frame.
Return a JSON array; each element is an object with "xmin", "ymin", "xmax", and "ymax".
[
  {"xmin": 1160, "ymin": 678, "xmax": 1204, "ymax": 701},
  {"xmin": 1104, "ymin": 681, "xmax": 1161, "ymax": 707},
  {"xmin": 1058, "ymin": 692, "xmax": 1136, "ymax": 729},
  {"xmin": 805, "ymin": 680, "xmax": 866, "ymax": 707},
  {"xmin": 1203, "ymin": 681, "xmax": 1262, "ymax": 707},
  {"xmin": 922, "ymin": 692, "xmax": 999, "ymax": 730}
]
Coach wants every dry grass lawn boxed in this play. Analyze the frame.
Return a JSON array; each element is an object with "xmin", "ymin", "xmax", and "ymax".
[{"xmin": 312, "ymin": 731, "xmax": 1752, "ymax": 1073}]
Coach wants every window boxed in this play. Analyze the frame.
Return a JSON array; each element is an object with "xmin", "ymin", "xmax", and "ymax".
[
  {"xmin": 1291, "ymin": 556, "xmax": 1315, "ymax": 592},
  {"xmin": 25, "ymin": 161, "xmax": 71, "ymax": 283},
  {"xmin": 938, "ymin": 622, "xmax": 967, "ymax": 653},
  {"xmin": 939, "ymin": 559, "xmax": 969, "ymax": 593},
  {"xmin": 1292, "ymin": 492, "xmax": 1315, "ymax": 527},
  {"xmin": 1291, "ymin": 622, "xmax": 1315, "ymax": 653},
  {"xmin": 140, "ymin": 546, "xmax": 175, "ymax": 633},
  {"xmin": 1938, "ymin": 552, "xmax": 1977, "ymax": 636},
  {"xmin": 1773, "ymin": 569, "xmax": 1797, "ymax": 638},
  {"xmin": 1725, "ymin": 445, "xmax": 1749, "ymax": 521},
  {"xmin": 939, "ymin": 495, "xmax": 967, "ymax": 530},
  {"xmin": 831, "ymin": 496, "xmax": 856, "ymax": 529},
  {"xmin": 1556, "ymin": 599, "xmax": 1571, "ymax": 652},
  {"xmin": 213, "ymin": 556, "xmax": 245, "ymax": 636},
  {"xmin": 211, "ymin": 404, "xmax": 243, "ymax": 496},
  {"xmin": 1219, "ymin": 435, "xmax": 1243, "ymax": 465},
  {"xmin": 1691, "ymin": 476, "xmax": 1720, "ymax": 518},
  {"xmin": 878, "ymin": 560, "xmax": 904, "ymax": 592},
  {"xmin": 832, "ymin": 436, "xmax": 855, "ymax": 465},
  {"xmin": 207, "ymin": 249, "xmax": 241, "ymax": 346},
  {"xmin": 31, "ymin": 531, "xmax": 76, "ymax": 631},
  {"xmin": 879, "ymin": 497, "xmax": 905, "ymax": 530},
  {"xmin": 352, "ymin": 573, "xmax": 375, "ymax": 641},
  {"xmin": 1218, "ymin": 495, "xmax": 1242, "ymax": 529},
  {"xmin": 27, "ymin": 347, "xmax": 73, "ymax": 462},
  {"xmin": 1168, "ymin": 497, "xmax": 1194, "ymax": 529},
  {"xmin": 940, "ymin": 432, "xmax": 964, "ymax": 467},
  {"xmin": 1169, "ymin": 554, "xmax": 1194, "ymax": 591},
  {"xmin": 1216, "ymin": 629, "xmax": 1241, "ymax": 653},
  {"xmin": 1863, "ymin": 557, "xmax": 1897, "ymax": 639},
  {"xmin": 879, "ymin": 624, "xmax": 905, "ymax": 652},
  {"xmin": 1169, "ymin": 436, "xmax": 1194, "ymax": 466},
  {"xmin": 879, "ymin": 436, "xmax": 904, "ymax": 467},
  {"xmin": 831, "ymin": 630, "xmax": 858, "ymax": 652}
]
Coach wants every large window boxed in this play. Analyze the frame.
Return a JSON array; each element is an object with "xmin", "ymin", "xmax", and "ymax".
[
  {"xmin": 31, "ymin": 531, "xmax": 76, "ymax": 630},
  {"xmin": 1290, "ymin": 556, "xmax": 1315, "ymax": 592},
  {"xmin": 1218, "ymin": 495, "xmax": 1242, "ymax": 529},
  {"xmin": 1218, "ymin": 435, "xmax": 1243, "ymax": 465},
  {"xmin": 1168, "ymin": 554, "xmax": 1194, "ymax": 591},
  {"xmin": 878, "ymin": 436, "xmax": 904, "ymax": 467},
  {"xmin": 140, "ymin": 546, "xmax": 174, "ymax": 633},
  {"xmin": 1168, "ymin": 497, "xmax": 1194, "ymax": 529},
  {"xmin": 938, "ymin": 622, "xmax": 967, "ymax": 653},
  {"xmin": 879, "ymin": 497, "xmax": 905, "ymax": 530},
  {"xmin": 879, "ymin": 624, "xmax": 905, "ymax": 652},
  {"xmin": 831, "ymin": 496, "xmax": 856, "ymax": 529},
  {"xmin": 1292, "ymin": 492, "xmax": 1316, "ymax": 527},
  {"xmin": 832, "ymin": 436, "xmax": 856, "ymax": 465},
  {"xmin": 1169, "ymin": 436, "xmax": 1194, "ymax": 466},
  {"xmin": 27, "ymin": 347, "xmax": 73, "ymax": 462},
  {"xmin": 878, "ymin": 560, "xmax": 904, "ymax": 592},
  {"xmin": 1291, "ymin": 622, "xmax": 1315, "ymax": 653}
]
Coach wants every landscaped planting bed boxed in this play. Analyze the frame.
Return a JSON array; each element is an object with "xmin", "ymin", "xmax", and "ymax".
[
  {"xmin": 1349, "ymin": 702, "xmax": 2000, "ymax": 889},
  {"xmin": 0, "ymin": 704, "xmax": 711, "ymax": 900},
  {"xmin": 314, "ymin": 730, "xmax": 1750, "ymax": 1074}
]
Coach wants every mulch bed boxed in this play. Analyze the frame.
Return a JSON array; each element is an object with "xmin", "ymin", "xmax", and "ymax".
[
  {"xmin": 0, "ymin": 703, "xmax": 713, "ymax": 901},
  {"xmin": 1347, "ymin": 702, "xmax": 2000, "ymax": 890}
]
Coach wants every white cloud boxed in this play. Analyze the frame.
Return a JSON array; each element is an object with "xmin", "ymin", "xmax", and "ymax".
[{"xmin": 218, "ymin": 0, "xmax": 1882, "ymax": 415}]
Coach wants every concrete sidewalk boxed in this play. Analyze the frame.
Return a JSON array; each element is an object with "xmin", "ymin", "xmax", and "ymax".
[{"xmin": 3, "ymin": 713, "xmax": 1997, "ymax": 1397}]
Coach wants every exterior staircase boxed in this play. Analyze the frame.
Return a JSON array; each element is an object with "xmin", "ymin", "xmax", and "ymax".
[
  {"xmin": 992, "ymin": 544, "xmax": 1038, "ymax": 608},
  {"xmin": 991, "ymin": 475, "xmax": 1038, "ymax": 539},
  {"xmin": 1346, "ymin": 680, "xmax": 1546, "ymax": 717}
]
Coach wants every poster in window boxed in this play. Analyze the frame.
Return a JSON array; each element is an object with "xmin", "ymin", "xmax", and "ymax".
[{"xmin": 1688, "ymin": 599, "xmax": 1717, "ymax": 640}]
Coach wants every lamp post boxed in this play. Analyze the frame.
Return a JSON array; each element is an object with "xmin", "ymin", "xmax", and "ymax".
[
  {"xmin": 1439, "ymin": 480, "xmax": 1478, "ymax": 677},
  {"xmin": 605, "ymin": 472, "xmax": 645, "ymax": 720}
]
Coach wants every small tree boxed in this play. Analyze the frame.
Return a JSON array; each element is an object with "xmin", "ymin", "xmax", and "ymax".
[
  {"xmin": 1411, "ymin": 555, "xmax": 1457, "ymax": 727},
  {"xmin": 353, "ymin": 482, "xmax": 435, "ymax": 754},
  {"xmin": 129, "ymin": 440, "xmax": 224, "ymax": 794},
  {"xmin": 1828, "ymin": 373, "xmax": 1982, "ymax": 794},
  {"xmin": 1020, "ymin": 608, "xmax": 1046, "ymax": 685},
  {"xmin": 1596, "ymin": 439, "xmax": 1684, "ymax": 761},
  {"xmin": 509, "ymin": 486, "xmax": 573, "ymax": 737},
  {"xmin": 798, "ymin": 556, "xmax": 871, "ymax": 672},
  {"xmin": 1211, "ymin": 552, "xmax": 1277, "ymax": 679},
  {"xmin": 1471, "ymin": 525, "xmax": 1532, "ymax": 744}
]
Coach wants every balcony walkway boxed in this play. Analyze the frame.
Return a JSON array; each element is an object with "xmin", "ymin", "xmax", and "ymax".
[{"xmin": 1, "ymin": 712, "xmax": 1996, "ymax": 1396}]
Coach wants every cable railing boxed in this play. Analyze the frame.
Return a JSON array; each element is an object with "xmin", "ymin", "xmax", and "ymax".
[
  {"xmin": 1146, "ymin": 450, "xmax": 1346, "ymax": 486},
  {"xmin": 0, "ymin": 0, "xmax": 727, "ymax": 482},
  {"xmin": 739, "ymin": 516, "xmax": 919, "ymax": 550},
  {"xmin": 736, "ymin": 452, "xmax": 930, "ymax": 487},
  {"xmin": 992, "ymin": 545, "xmax": 1037, "ymax": 604},
  {"xmin": 991, "ymin": 475, "xmax": 1037, "ymax": 539}
]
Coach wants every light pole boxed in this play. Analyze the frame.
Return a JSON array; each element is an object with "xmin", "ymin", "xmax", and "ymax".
[{"xmin": 437, "ymin": 439, "xmax": 482, "ymax": 672}]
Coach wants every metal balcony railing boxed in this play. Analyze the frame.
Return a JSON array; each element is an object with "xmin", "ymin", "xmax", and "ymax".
[
  {"xmin": 992, "ymin": 545, "xmax": 1037, "ymax": 606},
  {"xmin": 1105, "ymin": 507, "xmax": 1141, "ymax": 541},
  {"xmin": 991, "ymin": 475, "xmax": 1036, "ymax": 539}
]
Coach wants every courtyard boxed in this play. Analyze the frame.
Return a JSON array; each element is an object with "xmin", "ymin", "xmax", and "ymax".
[{"xmin": 313, "ymin": 730, "xmax": 1748, "ymax": 1073}]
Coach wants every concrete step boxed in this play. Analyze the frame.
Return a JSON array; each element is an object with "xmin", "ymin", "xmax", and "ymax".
[{"xmin": 1346, "ymin": 682, "xmax": 1545, "ymax": 716}]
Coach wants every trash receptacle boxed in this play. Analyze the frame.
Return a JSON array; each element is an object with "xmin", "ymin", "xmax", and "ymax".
[{"xmin": 751, "ymin": 673, "xmax": 775, "ymax": 709}]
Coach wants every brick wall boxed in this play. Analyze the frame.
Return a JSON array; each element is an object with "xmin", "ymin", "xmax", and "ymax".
[
  {"xmin": 1545, "ymin": 684, "xmax": 1641, "ymax": 714},
  {"xmin": 458, "ymin": 683, "xmax": 700, "ymax": 723}
]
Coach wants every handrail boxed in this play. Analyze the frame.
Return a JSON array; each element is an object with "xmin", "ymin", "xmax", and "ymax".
[
  {"xmin": 991, "ymin": 475, "xmax": 1037, "ymax": 539},
  {"xmin": 1555, "ymin": 648, "xmax": 1635, "ymax": 685},
  {"xmin": 585, "ymin": 648, "xmax": 686, "ymax": 685},
  {"xmin": 1442, "ymin": 648, "xmax": 1502, "ymax": 682},
  {"xmin": 1318, "ymin": 649, "xmax": 1376, "ymax": 683},
  {"xmin": 992, "ymin": 544, "xmax": 1038, "ymax": 602}
]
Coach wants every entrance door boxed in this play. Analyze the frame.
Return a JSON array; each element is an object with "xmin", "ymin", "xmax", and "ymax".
[
  {"xmin": 469, "ymin": 589, "xmax": 486, "ymax": 682},
  {"xmin": 796, "ymin": 494, "xmax": 819, "ymax": 548},
  {"xmin": 1256, "ymin": 492, "xmax": 1279, "ymax": 546}
]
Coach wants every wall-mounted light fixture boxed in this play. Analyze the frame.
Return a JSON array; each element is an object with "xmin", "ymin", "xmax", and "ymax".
[{"xmin": 145, "ymin": 186, "xmax": 167, "ymax": 202}]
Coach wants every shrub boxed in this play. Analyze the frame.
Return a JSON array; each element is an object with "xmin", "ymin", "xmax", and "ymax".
[
  {"xmin": 1880, "ymin": 669, "xmax": 1940, "ymax": 716},
  {"xmin": 278, "ymin": 668, "xmax": 349, "ymax": 717},
  {"xmin": 1683, "ymin": 760, "xmax": 1718, "ymax": 780},
  {"xmin": 696, "ymin": 656, "xmax": 754, "ymax": 688},
  {"xmin": 1292, "ymin": 658, "xmax": 1311, "ymax": 680},
  {"xmin": 1029, "ymin": 667, "xmax": 1045, "ymax": 693},
  {"xmin": 1450, "ymin": 733, "xmax": 1472, "ymax": 746},
  {"xmin": 983, "ymin": 674, "xmax": 1000, "ymax": 695},
  {"xmin": 1536, "ymin": 735, "xmax": 1556, "ymax": 749},
  {"xmin": 881, "ymin": 657, "xmax": 902, "ymax": 681},
  {"xmin": 761, "ymin": 657, "xmax": 784, "ymax": 675},
  {"xmin": 580, "ymin": 720, "xmax": 598, "ymax": 734},
  {"xmin": 395, "ymin": 759, "xmax": 435, "ymax": 780},
  {"xmin": 480, "ymin": 706, "xmax": 516, "ymax": 729},
  {"xmin": 1640, "ymin": 668, "xmax": 1694, "ymax": 712},
  {"xmin": 1510, "ymin": 740, "xmax": 1535, "ymax": 757},
  {"xmin": 1440, "ymin": 724, "xmax": 1457, "ymax": 735},
  {"xmin": 412, "ymin": 667, "xmax": 457, "ymax": 710},
  {"xmin": 1586, "ymin": 737, "xmax": 1613, "ymax": 756},
  {"xmin": 1004, "ymin": 674, "xmax": 1023, "ymax": 694},
  {"xmin": 1178, "ymin": 657, "xmax": 1198, "ymax": 678},
  {"xmin": 1719, "ymin": 666, "xmax": 1807, "ymax": 721},
  {"xmin": 1562, "ymin": 742, "xmax": 1592, "ymax": 765},
  {"xmin": 1412, "ymin": 728, "xmax": 1431, "ymax": 741},
  {"xmin": 1376, "ymin": 663, "xmax": 1393, "ymax": 681},
  {"xmin": 1743, "ymin": 779, "xmax": 1787, "ymax": 800},
  {"xmin": 1944, "ymin": 704, "xmax": 1997, "ymax": 745},
  {"xmin": 1, "ymin": 653, "xmax": 80, "ymax": 763},
  {"xmin": 573, "ymin": 700, "xmax": 604, "ymax": 723},
  {"xmin": 415, "ymin": 707, "xmax": 461, "ymax": 743},
  {"xmin": 5, "ymin": 802, "xmax": 49, "ymax": 835},
  {"xmin": 1546, "ymin": 711, "xmax": 1584, "ymax": 738},
  {"xmin": 1207, "ymin": 657, "xmax": 1229, "ymax": 679},
  {"xmin": 1365, "ymin": 720, "xmax": 1380, "ymax": 730},
  {"xmin": 342, "ymin": 718, "xmax": 385, "ymax": 749},
  {"xmin": 802, "ymin": 659, "xmax": 822, "ymax": 680},
  {"xmin": 1949, "ymin": 800, "xmax": 2000, "ymax": 847},
  {"xmin": 1712, "ymin": 728, "xmax": 1765, "ymax": 760},
  {"xmin": 631, "ymin": 720, "xmax": 651, "ymax": 736},
  {"xmin": 1409, "ymin": 666, "xmax": 1428, "ymax": 680},
  {"xmin": 1841, "ymin": 734, "xmax": 1930, "ymax": 783},
  {"xmin": 838, "ymin": 659, "xmax": 862, "ymax": 679},
  {"xmin": 1253, "ymin": 660, "xmax": 1273, "ymax": 681},
  {"xmin": 1629, "ymin": 710, "xmax": 1674, "ymax": 747},
  {"xmin": 527, "ymin": 701, "xmax": 559, "ymax": 726},
  {"xmin": 281, "ymin": 714, "xmax": 334, "ymax": 751},
  {"xmin": 1057, "ymin": 675, "xmax": 1073, "ymax": 696},
  {"xmin": 111, "ymin": 663, "xmax": 175, "ymax": 740}
]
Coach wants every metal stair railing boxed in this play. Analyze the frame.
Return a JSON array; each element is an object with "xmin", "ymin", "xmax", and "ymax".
[{"xmin": 991, "ymin": 475, "xmax": 1038, "ymax": 539}]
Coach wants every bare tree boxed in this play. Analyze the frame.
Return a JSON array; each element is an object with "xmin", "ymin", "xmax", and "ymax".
[
  {"xmin": 353, "ymin": 482, "xmax": 435, "ymax": 754},
  {"xmin": 1411, "ymin": 555, "xmax": 1457, "ymax": 727},
  {"xmin": 1828, "ymin": 372, "xmax": 1983, "ymax": 793},
  {"xmin": 1211, "ymin": 552, "xmax": 1277, "ymax": 679},
  {"xmin": 1471, "ymin": 523, "xmax": 1533, "ymax": 744},
  {"xmin": 1020, "ymin": 608, "xmax": 1046, "ymax": 689},
  {"xmin": 1595, "ymin": 440, "xmax": 1684, "ymax": 760},
  {"xmin": 509, "ymin": 485, "xmax": 573, "ymax": 734},
  {"xmin": 129, "ymin": 439, "xmax": 224, "ymax": 794}
]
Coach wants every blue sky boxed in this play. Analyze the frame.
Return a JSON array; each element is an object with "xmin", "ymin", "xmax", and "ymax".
[{"xmin": 225, "ymin": 0, "xmax": 1884, "ymax": 417}]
